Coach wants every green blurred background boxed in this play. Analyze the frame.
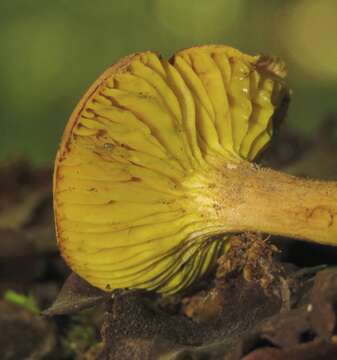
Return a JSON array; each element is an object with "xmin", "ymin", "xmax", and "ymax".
[{"xmin": 1, "ymin": 0, "xmax": 336, "ymax": 164}]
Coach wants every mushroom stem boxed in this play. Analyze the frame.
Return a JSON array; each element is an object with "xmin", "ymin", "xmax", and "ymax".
[{"xmin": 207, "ymin": 161, "xmax": 337, "ymax": 246}]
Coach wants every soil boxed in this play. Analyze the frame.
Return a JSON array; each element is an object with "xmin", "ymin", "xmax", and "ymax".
[{"xmin": 1, "ymin": 119, "xmax": 337, "ymax": 360}]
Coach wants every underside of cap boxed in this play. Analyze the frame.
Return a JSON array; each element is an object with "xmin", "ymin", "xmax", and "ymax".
[{"xmin": 53, "ymin": 45, "xmax": 289, "ymax": 295}]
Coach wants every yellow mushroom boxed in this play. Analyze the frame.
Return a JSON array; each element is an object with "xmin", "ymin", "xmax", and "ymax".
[{"xmin": 53, "ymin": 45, "xmax": 337, "ymax": 296}]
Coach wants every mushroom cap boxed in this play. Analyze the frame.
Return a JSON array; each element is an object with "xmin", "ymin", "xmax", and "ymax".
[{"xmin": 53, "ymin": 45, "xmax": 289, "ymax": 295}]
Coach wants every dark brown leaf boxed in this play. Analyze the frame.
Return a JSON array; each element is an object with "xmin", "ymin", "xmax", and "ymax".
[{"xmin": 43, "ymin": 273, "xmax": 110, "ymax": 316}]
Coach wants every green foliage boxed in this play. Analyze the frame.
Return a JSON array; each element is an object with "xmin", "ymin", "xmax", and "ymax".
[
  {"xmin": 4, "ymin": 290, "xmax": 40, "ymax": 314},
  {"xmin": 0, "ymin": 0, "xmax": 336, "ymax": 164},
  {"xmin": 61, "ymin": 314, "xmax": 99, "ymax": 357}
]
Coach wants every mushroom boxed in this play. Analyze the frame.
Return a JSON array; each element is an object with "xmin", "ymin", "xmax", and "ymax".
[{"xmin": 53, "ymin": 45, "xmax": 337, "ymax": 296}]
